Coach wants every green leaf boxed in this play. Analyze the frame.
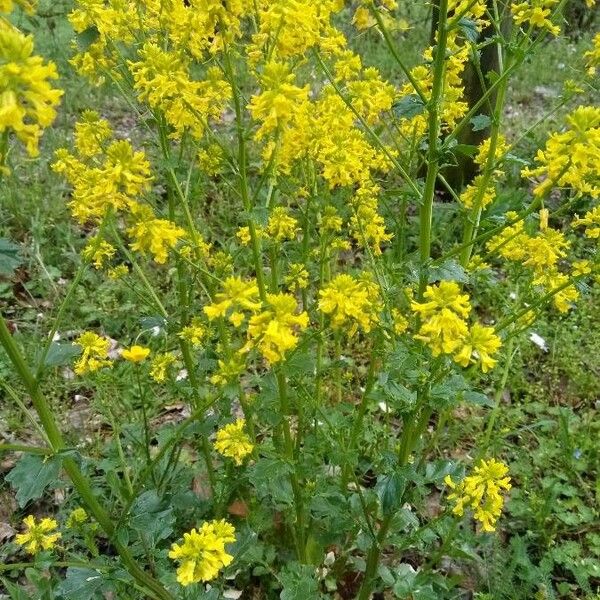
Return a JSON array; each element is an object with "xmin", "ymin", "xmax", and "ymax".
[
  {"xmin": 459, "ymin": 17, "xmax": 480, "ymax": 43},
  {"xmin": 56, "ymin": 568, "xmax": 107, "ymax": 600},
  {"xmin": 44, "ymin": 342, "xmax": 81, "ymax": 367},
  {"xmin": 1, "ymin": 578, "xmax": 31, "ymax": 600},
  {"xmin": 6, "ymin": 454, "xmax": 61, "ymax": 507},
  {"xmin": 393, "ymin": 94, "xmax": 425, "ymax": 119},
  {"xmin": 428, "ymin": 259, "xmax": 469, "ymax": 284},
  {"xmin": 463, "ymin": 390, "xmax": 494, "ymax": 407},
  {"xmin": 379, "ymin": 472, "xmax": 407, "ymax": 516},
  {"xmin": 0, "ymin": 238, "xmax": 22, "ymax": 276},
  {"xmin": 279, "ymin": 563, "xmax": 320, "ymax": 600},
  {"xmin": 128, "ymin": 490, "xmax": 175, "ymax": 545},
  {"xmin": 76, "ymin": 26, "xmax": 100, "ymax": 52},
  {"xmin": 470, "ymin": 114, "xmax": 492, "ymax": 132}
]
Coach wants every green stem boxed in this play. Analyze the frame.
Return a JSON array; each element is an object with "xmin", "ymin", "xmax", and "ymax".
[{"xmin": 418, "ymin": 0, "xmax": 449, "ymax": 298}]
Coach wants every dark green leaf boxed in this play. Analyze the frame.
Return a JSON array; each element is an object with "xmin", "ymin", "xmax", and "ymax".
[
  {"xmin": 470, "ymin": 114, "xmax": 492, "ymax": 132},
  {"xmin": 76, "ymin": 26, "xmax": 100, "ymax": 52},
  {"xmin": 0, "ymin": 238, "xmax": 22, "ymax": 276},
  {"xmin": 6, "ymin": 454, "xmax": 61, "ymax": 507},
  {"xmin": 463, "ymin": 390, "xmax": 494, "ymax": 407},
  {"xmin": 393, "ymin": 94, "xmax": 425, "ymax": 119},
  {"xmin": 428, "ymin": 259, "xmax": 469, "ymax": 284},
  {"xmin": 379, "ymin": 472, "xmax": 407, "ymax": 516},
  {"xmin": 44, "ymin": 342, "xmax": 81, "ymax": 367},
  {"xmin": 56, "ymin": 568, "xmax": 107, "ymax": 600},
  {"xmin": 128, "ymin": 490, "xmax": 175, "ymax": 544}
]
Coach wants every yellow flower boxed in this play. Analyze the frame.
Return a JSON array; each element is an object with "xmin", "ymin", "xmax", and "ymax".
[
  {"xmin": 210, "ymin": 356, "xmax": 246, "ymax": 386},
  {"xmin": 0, "ymin": 21, "xmax": 63, "ymax": 157},
  {"xmin": 573, "ymin": 206, "xmax": 600, "ymax": 239},
  {"xmin": 150, "ymin": 352, "xmax": 177, "ymax": 382},
  {"xmin": 572, "ymin": 260, "xmax": 592, "ymax": 277},
  {"xmin": 74, "ymin": 110, "xmax": 112, "ymax": 157},
  {"xmin": 15, "ymin": 515, "xmax": 61, "ymax": 554},
  {"xmin": 66, "ymin": 508, "xmax": 88, "ymax": 528},
  {"xmin": 121, "ymin": 345, "xmax": 150, "ymax": 363},
  {"xmin": 415, "ymin": 308, "xmax": 469, "ymax": 356},
  {"xmin": 73, "ymin": 331, "xmax": 112, "ymax": 375},
  {"xmin": 453, "ymin": 323, "xmax": 502, "ymax": 373},
  {"xmin": 284, "ymin": 263, "xmax": 309, "ymax": 290},
  {"xmin": 445, "ymin": 459, "xmax": 512, "ymax": 532},
  {"xmin": 81, "ymin": 237, "xmax": 115, "ymax": 269},
  {"xmin": 169, "ymin": 520, "xmax": 236, "ymax": 586},
  {"xmin": 178, "ymin": 318, "xmax": 205, "ymax": 346},
  {"xmin": 411, "ymin": 281, "xmax": 471, "ymax": 320},
  {"xmin": 242, "ymin": 293, "xmax": 308, "ymax": 364},
  {"xmin": 204, "ymin": 277, "xmax": 261, "ymax": 321},
  {"xmin": 214, "ymin": 419, "xmax": 254, "ymax": 465},
  {"xmin": 107, "ymin": 264, "xmax": 129, "ymax": 280},
  {"xmin": 266, "ymin": 206, "xmax": 298, "ymax": 242},
  {"xmin": 391, "ymin": 309, "xmax": 409, "ymax": 335},
  {"xmin": 127, "ymin": 205, "xmax": 186, "ymax": 264},
  {"xmin": 319, "ymin": 273, "xmax": 381, "ymax": 335},
  {"xmin": 511, "ymin": 0, "xmax": 560, "ymax": 36},
  {"xmin": 248, "ymin": 62, "xmax": 309, "ymax": 139}
]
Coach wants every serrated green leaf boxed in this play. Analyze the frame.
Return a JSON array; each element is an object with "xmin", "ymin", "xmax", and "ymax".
[
  {"xmin": 459, "ymin": 17, "xmax": 480, "ymax": 42},
  {"xmin": 463, "ymin": 390, "xmax": 494, "ymax": 407},
  {"xmin": 128, "ymin": 490, "xmax": 174, "ymax": 545},
  {"xmin": 6, "ymin": 454, "xmax": 61, "ymax": 507}
]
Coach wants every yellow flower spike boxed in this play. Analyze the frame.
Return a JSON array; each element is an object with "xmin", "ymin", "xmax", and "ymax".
[
  {"xmin": 73, "ymin": 331, "xmax": 112, "ymax": 375},
  {"xmin": 178, "ymin": 318, "xmax": 205, "ymax": 347},
  {"xmin": 15, "ymin": 515, "xmax": 61, "ymax": 554},
  {"xmin": 319, "ymin": 273, "xmax": 382, "ymax": 336},
  {"xmin": 66, "ymin": 508, "xmax": 88, "ymax": 528},
  {"xmin": 242, "ymin": 293, "xmax": 308, "ymax": 364},
  {"xmin": 150, "ymin": 352, "xmax": 177, "ymax": 383},
  {"xmin": 121, "ymin": 345, "xmax": 150, "ymax": 363},
  {"xmin": 0, "ymin": 21, "xmax": 63, "ymax": 157},
  {"xmin": 214, "ymin": 419, "xmax": 254, "ymax": 466},
  {"xmin": 266, "ymin": 206, "xmax": 298, "ymax": 242},
  {"xmin": 169, "ymin": 520, "xmax": 236, "ymax": 586},
  {"xmin": 411, "ymin": 281, "xmax": 472, "ymax": 320},
  {"xmin": 446, "ymin": 459, "xmax": 512, "ymax": 533}
]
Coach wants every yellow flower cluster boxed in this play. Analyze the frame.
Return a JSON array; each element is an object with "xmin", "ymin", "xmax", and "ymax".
[
  {"xmin": 169, "ymin": 519, "xmax": 236, "ymax": 586},
  {"xmin": 0, "ymin": 20, "xmax": 62, "ymax": 157},
  {"xmin": 149, "ymin": 352, "xmax": 176, "ymax": 382},
  {"xmin": 350, "ymin": 182, "xmax": 393, "ymax": 255},
  {"xmin": 204, "ymin": 277, "xmax": 261, "ymax": 326},
  {"xmin": 585, "ymin": 32, "xmax": 600, "ymax": 75},
  {"xmin": 54, "ymin": 113, "xmax": 186, "ymax": 265},
  {"xmin": 52, "ymin": 112, "xmax": 151, "ymax": 223},
  {"xmin": 73, "ymin": 331, "xmax": 112, "ymax": 375},
  {"xmin": 445, "ymin": 458, "xmax": 512, "ymax": 532},
  {"xmin": 522, "ymin": 106, "xmax": 600, "ymax": 199},
  {"xmin": 266, "ymin": 206, "xmax": 299, "ymax": 243},
  {"xmin": 412, "ymin": 282, "xmax": 501, "ymax": 372},
  {"xmin": 214, "ymin": 419, "xmax": 254, "ymax": 465},
  {"xmin": 487, "ymin": 211, "xmax": 581, "ymax": 313},
  {"xmin": 319, "ymin": 273, "xmax": 381, "ymax": 336},
  {"xmin": 242, "ymin": 293, "xmax": 308, "ymax": 364},
  {"xmin": 15, "ymin": 515, "xmax": 61, "ymax": 554},
  {"xmin": 511, "ymin": 0, "xmax": 560, "ymax": 36}
]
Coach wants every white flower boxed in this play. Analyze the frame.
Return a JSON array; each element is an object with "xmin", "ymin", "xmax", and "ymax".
[{"xmin": 529, "ymin": 332, "xmax": 548, "ymax": 352}]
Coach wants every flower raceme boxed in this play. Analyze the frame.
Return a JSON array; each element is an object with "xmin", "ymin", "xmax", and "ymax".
[
  {"xmin": 412, "ymin": 282, "xmax": 502, "ymax": 372},
  {"xmin": 214, "ymin": 419, "xmax": 254, "ymax": 465},
  {"xmin": 0, "ymin": 20, "xmax": 62, "ymax": 157},
  {"xmin": 169, "ymin": 520, "xmax": 236, "ymax": 586},
  {"xmin": 15, "ymin": 516, "xmax": 61, "ymax": 554},
  {"xmin": 445, "ymin": 459, "xmax": 512, "ymax": 532},
  {"xmin": 73, "ymin": 331, "xmax": 112, "ymax": 375}
]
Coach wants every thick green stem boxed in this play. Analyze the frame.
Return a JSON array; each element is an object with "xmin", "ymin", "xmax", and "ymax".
[
  {"xmin": 0, "ymin": 315, "xmax": 173, "ymax": 600},
  {"xmin": 419, "ymin": 0, "xmax": 449, "ymax": 298}
]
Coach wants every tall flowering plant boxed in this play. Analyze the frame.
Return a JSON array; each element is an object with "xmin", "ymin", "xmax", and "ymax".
[{"xmin": 0, "ymin": 0, "xmax": 598, "ymax": 598}]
